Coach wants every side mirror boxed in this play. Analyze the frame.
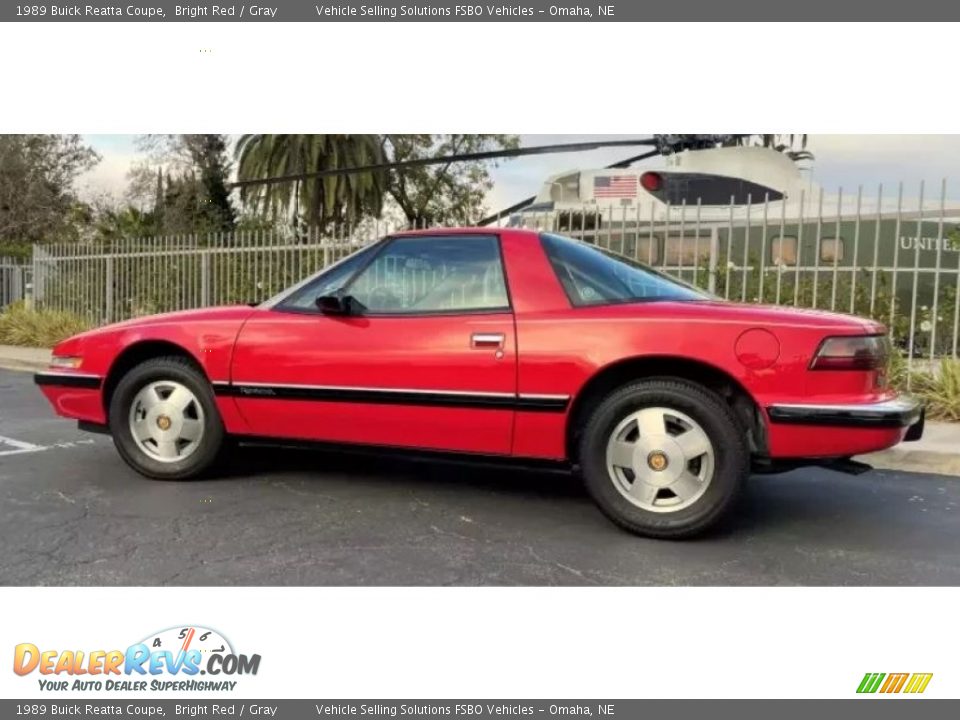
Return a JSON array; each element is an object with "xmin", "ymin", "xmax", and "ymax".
[{"xmin": 315, "ymin": 294, "xmax": 348, "ymax": 315}]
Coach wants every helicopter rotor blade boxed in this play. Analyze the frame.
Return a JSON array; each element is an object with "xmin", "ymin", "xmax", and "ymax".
[
  {"xmin": 229, "ymin": 137, "xmax": 659, "ymax": 189},
  {"xmin": 476, "ymin": 147, "xmax": 662, "ymax": 226},
  {"xmin": 606, "ymin": 148, "xmax": 663, "ymax": 169}
]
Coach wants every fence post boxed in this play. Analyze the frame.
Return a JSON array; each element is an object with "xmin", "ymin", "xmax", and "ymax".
[
  {"xmin": 104, "ymin": 256, "xmax": 115, "ymax": 324},
  {"xmin": 11, "ymin": 261, "xmax": 23, "ymax": 307},
  {"xmin": 201, "ymin": 251, "xmax": 211, "ymax": 307},
  {"xmin": 30, "ymin": 244, "xmax": 39, "ymax": 310},
  {"xmin": 708, "ymin": 227, "xmax": 719, "ymax": 295},
  {"xmin": 23, "ymin": 267, "xmax": 33, "ymax": 311}
]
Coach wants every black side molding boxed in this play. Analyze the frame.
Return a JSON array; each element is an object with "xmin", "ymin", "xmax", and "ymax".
[
  {"xmin": 213, "ymin": 383, "xmax": 569, "ymax": 413},
  {"xmin": 34, "ymin": 372, "xmax": 102, "ymax": 390}
]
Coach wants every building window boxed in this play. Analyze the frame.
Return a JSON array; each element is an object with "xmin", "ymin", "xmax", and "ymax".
[
  {"xmin": 664, "ymin": 235, "xmax": 711, "ymax": 266},
  {"xmin": 820, "ymin": 237, "xmax": 845, "ymax": 263},
  {"xmin": 770, "ymin": 236, "xmax": 798, "ymax": 266}
]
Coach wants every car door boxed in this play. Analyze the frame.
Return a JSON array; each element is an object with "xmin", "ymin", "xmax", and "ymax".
[{"xmin": 228, "ymin": 234, "xmax": 517, "ymax": 455}]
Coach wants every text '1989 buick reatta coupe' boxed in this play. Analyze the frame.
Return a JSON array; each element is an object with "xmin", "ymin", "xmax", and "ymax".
[{"xmin": 35, "ymin": 228, "xmax": 923, "ymax": 538}]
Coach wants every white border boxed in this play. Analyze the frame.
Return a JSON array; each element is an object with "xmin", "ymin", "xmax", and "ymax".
[
  {"xmin": 2, "ymin": 587, "xmax": 957, "ymax": 699},
  {"xmin": 1, "ymin": 22, "xmax": 959, "ymax": 132},
  {"xmin": 2, "ymin": 18, "xmax": 959, "ymax": 702}
]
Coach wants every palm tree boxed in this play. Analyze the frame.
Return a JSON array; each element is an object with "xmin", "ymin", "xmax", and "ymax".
[{"xmin": 235, "ymin": 135, "xmax": 386, "ymax": 231}]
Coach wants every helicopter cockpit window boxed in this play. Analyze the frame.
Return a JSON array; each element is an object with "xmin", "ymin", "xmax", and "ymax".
[
  {"xmin": 643, "ymin": 173, "xmax": 785, "ymax": 206},
  {"xmin": 540, "ymin": 232, "xmax": 708, "ymax": 307}
]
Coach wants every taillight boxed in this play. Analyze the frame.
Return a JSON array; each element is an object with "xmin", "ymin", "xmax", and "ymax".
[
  {"xmin": 640, "ymin": 172, "xmax": 663, "ymax": 192},
  {"xmin": 810, "ymin": 335, "xmax": 890, "ymax": 371}
]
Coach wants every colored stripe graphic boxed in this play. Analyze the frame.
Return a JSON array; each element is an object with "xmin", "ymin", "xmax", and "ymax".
[
  {"xmin": 857, "ymin": 673, "xmax": 885, "ymax": 693},
  {"xmin": 903, "ymin": 673, "xmax": 933, "ymax": 694},
  {"xmin": 880, "ymin": 673, "xmax": 909, "ymax": 693},
  {"xmin": 857, "ymin": 672, "xmax": 932, "ymax": 694}
]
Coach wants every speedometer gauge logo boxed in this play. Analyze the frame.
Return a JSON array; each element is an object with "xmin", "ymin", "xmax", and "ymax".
[{"xmin": 140, "ymin": 626, "xmax": 234, "ymax": 659}]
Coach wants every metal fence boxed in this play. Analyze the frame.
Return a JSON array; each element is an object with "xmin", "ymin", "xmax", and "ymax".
[
  {"xmin": 514, "ymin": 180, "xmax": 960, "ymax": 378},
  {"xmin": 20, "ymin": 180, "xmax": 960, "ymax": 378},
  {"xmin": 32, "ymin": 227, "xmax": 375, "ymax": 325},
  {"xmin": 0, "ymin": 256, "xmax": 29, "ymax": 309}
]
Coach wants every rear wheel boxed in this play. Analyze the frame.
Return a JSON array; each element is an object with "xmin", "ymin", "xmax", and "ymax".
[
  {"xmin": 577, "ymin": 378, "xmax": 748, "ymax": 539},
  {"xmin": 108, "ymin": 356, "xmax": 225, "ymax": 480}
]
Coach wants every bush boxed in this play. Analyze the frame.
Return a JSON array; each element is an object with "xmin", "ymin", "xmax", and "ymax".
[
  {"xmin": 0, "ymin": 302, "xmax": 91, "ymax": 348},
  {"xmin": 909, "ymin": 359, "xmax": 960, "ymax": 422}
]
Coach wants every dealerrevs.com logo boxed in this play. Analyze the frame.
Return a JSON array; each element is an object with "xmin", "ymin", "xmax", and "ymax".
[{"xmin": 13, "ymin": 626, "xmax": 261, "ymax": 692}]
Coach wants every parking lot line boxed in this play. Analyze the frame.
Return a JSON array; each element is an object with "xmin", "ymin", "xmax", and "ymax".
[{"xmin": 0, "ymin": 434, "xmax": 46, "ymax": 457}]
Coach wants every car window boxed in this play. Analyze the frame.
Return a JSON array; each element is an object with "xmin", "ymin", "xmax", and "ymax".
[
  {"xmin": 345, "ymin": 235, "xmax": 509, "ymax": 314},
  {"xmin": 276, "ymin": 244, "xmax": 379, "ymax": 311},
  {"xmin": 540, "ymin": 232, "xmax": 709, "ymax": 307}
]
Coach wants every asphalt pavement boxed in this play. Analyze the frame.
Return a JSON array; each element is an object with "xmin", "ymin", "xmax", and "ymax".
[{"xmin": 1, "ymin": 368, "xmax": 959, "ymax": 586}]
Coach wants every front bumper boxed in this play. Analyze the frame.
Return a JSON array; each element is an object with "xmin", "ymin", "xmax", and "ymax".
[
  {"xmin": 767, "ymin": 396, "xmax": 924, "ymax": 433},
  {"xmin": 33, "ymin": 371, "xmax": 106, "ymax": 425}
]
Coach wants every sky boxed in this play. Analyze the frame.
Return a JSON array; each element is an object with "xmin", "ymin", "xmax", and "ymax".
[{"xmin": 78, "ymin": 134, "xmax": 960, "ymax": 214}]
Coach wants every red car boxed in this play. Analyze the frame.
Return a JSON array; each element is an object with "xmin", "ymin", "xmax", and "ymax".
[{"xmin": 35, "ymin": 228, "xmax": 923, "ymax": 538}]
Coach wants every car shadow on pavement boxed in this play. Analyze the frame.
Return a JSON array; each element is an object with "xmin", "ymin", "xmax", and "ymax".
[
  {"xmin": 222, "ymin": 442, "xmax": 587, "ymax": 499},
  {"xmin": 214, "ymin": 443, "xmax": 865, "ymax": 541}
]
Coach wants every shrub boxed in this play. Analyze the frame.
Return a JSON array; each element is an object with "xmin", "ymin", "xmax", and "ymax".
[
  {"xmin": 909, "ymin": 358, "xmax": 960, "ymax": 422},
  {"xmin": 0, "ymin": 302, "xmax": 91, "ymax": 348}
]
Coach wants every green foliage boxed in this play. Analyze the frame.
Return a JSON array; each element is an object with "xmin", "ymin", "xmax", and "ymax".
[
  {"xmin": 0, "ymin": 135, "xmax": 99, "ymax": 249},
  {"xmin": 235, "ymin": 135, "xmax": 386, "ymax": 232},
  {"xmin": 0, "ymin": 302, "xmax": 91, "ymax": 348},
  {"xmin": 119, "ymin": 134, "xmax": 237, "ymax": 239},
  {"xmin": 895, "ymin": 358, "xmax": 960, "ymax": 422},
  {"xmin": 92, "ymin": 205, "xmax": 160, "ymax": 244},
  {"xmin": 383, "ymin": 134, "xmax": 520, "ymax": 227},
  {"xmin": 179, "ymin": 135, "xmax": 236, "ymax": 232},
  {"xmin": 713, "ymin": 258, "xmax": 946, "ymax": 351}
]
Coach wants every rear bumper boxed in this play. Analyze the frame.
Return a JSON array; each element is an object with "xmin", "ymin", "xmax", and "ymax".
[
  {"xmin": 767, "ymin": 396, "xmax": 923, "ymax": 430},
  {"xmin": 764, "ymin": 396, "xmax": 925, "ymax": 458}
]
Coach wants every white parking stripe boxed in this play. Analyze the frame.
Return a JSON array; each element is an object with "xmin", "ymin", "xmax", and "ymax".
[{"xmin": 0, "ymin": 434, "xmax": 47, "ymax": 457}]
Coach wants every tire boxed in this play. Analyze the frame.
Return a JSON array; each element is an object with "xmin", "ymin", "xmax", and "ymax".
[
  {"xmin": 108, "ymin": 356, "xmax": 225, "ymax": 480},
  {"xmin": 577, "ymin": 378, "xmax": 748, "ymax": 539}
]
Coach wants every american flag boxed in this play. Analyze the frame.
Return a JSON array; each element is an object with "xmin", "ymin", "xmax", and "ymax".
[{"xmin": 593, "ymin": 175, "xmax": 638, "ymax": 199}]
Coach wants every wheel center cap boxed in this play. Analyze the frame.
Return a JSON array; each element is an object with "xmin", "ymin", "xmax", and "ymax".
[
  {"xmin": 156, "ymin": 415, "xmax": 172, "ymax": 431},
  {"xmin": 647, "ymin": 450, "xmax": 669, "ymax": 472}
]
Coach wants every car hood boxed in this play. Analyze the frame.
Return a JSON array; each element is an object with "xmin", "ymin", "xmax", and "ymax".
[{"xmin": 73, "ymin": 306, "xmax": 259, "ymax": 338}]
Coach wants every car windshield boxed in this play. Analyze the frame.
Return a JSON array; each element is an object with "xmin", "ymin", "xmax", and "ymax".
[{"xmin": 540, "ymin": 232, "xmax": 710, "ymax": 307}]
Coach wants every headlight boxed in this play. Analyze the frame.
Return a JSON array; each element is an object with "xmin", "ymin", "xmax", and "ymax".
[{"xmin": 50, "ymin": 356, "xmax": 83, "ymax": 369}]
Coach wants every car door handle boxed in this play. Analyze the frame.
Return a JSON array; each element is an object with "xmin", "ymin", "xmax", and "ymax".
[{"xmin": 471, "ymin": 333, "xmax": 505, "ymax": 349}]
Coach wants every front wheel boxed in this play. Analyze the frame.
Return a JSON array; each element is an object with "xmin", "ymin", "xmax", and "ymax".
[
  {"xmin": 108, "ymin": 356, "xmax": 225, "ymax": 480},
  {"xmin": 578, "ymin": 378, "xmax": 748, "ymax": 539}
]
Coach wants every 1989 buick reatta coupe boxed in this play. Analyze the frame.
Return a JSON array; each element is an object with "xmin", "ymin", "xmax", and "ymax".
[{"xmin": 35, "ymin": 229, "xmax": 924, "ymax": 538}]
